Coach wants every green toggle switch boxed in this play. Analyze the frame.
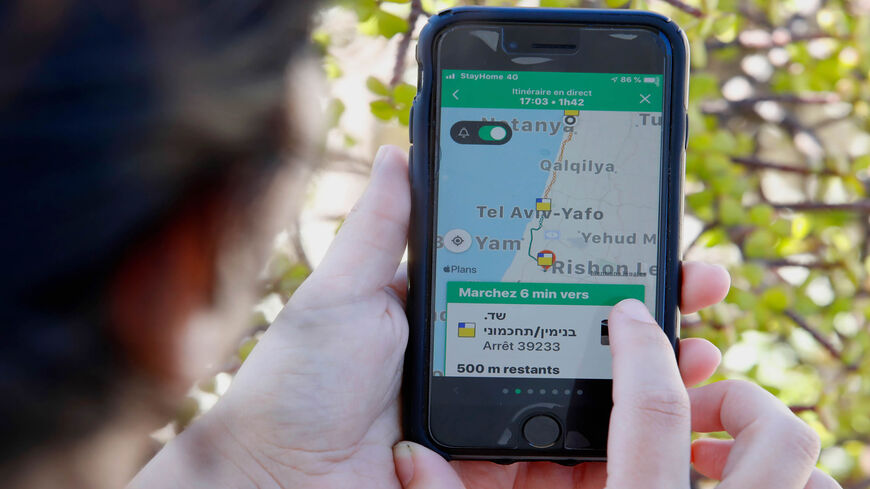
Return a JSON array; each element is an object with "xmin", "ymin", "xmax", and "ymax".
[{"xmin": 478, "ymin": 125, "xmax": 508, "ymax": 141}]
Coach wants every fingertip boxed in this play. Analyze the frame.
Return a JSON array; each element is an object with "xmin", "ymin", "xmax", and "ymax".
[
  {"xmin": 690, "ymin": 438, "xmax": 732, "ymax": 480},
  {"xmin": 392, "ymin": 442, "xmax": 466, "ymax": 489},
  {"xmin": 681, "ymin": 262, "xmax": 731, "ymax": 314},
  {"xmin": 610, "ymin": 298, "xmax": 655, "ymax": 324},
  {"xmin": 393, "ymin": 441, "xmax": 414, "ymax": 486},
  {"xmin": 700, "ymin": 261, "xmax": 730, "ymax": 293},
  {"xmin": 373, "ymin": 144, "xmax": 409, "ymax": 173},
  {"xmin": 607, "ymin": 297, "xmax": 691, "ymax": 484},
  {"xmin": 608, "ymin": 298, "xmax": 672, "ymax": 358},
  {"xmin": 707, "ymin": 263, "xmax": 731, "ymax": 300},
  {"xmin": 678, "ymin": 338, "xmax": 722, "ymax": 387}
]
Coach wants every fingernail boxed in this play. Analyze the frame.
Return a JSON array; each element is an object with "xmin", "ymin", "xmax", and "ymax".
[
  {"xmin": 692, "ymin": 261, "xmax": 730, "ymax": 277},
  {"xmin": 616, "ymin": 299, "xmax": 654, "ymax": 323},
  {"xmin": 372, "ymin": 145, "xmax": 391, "ymax": 172},
  {"xmin": 393, "ymin": 441, "xmax": 414, "ymax": 486}
]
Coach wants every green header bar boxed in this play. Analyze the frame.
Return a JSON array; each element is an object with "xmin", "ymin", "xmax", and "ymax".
[
  {"xmin": 447, "ymin": 281, "xmax": 644, "ymax": 306},
  {"xmin": 441, "ymin": 70, "xmax": 662, "ymax": 112}
]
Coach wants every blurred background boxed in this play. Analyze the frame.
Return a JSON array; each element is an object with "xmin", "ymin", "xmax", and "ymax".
[{"xmin": 154, "ymin": 0, "xmax": 870, "ymax": 486}]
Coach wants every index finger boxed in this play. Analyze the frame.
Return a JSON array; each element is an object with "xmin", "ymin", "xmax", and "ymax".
[
  {"xmin": 689, "ymin": 380, "xmax": 821, "ymax": 489},
  {"xmin": 606, "ymin": 299, "xmax": 691, "ymax": 489}
]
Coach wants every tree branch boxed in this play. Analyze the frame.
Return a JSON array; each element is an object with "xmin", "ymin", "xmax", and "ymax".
[
  {"xmin": 290, "ymin": 216, "xmax": 311, "ymax": 272},
  {"xmin": 390, "ymin": 0, "xmax": 426, "ymax": 86},
  {"xmin": 684, "ymin": 220, "xmax": 717, "ymax": 253},
  {"xmin": 757, "ymin": 259, "xmax": 841, "ymax": 269},
  {"xmin": 785, "ymin": 309, "xmax": 857, "ymax": 369},
  {"xmin": 862, "ymin": 181, "xmax": 870, "ymax": 262},
  {"xmin": 731, "ymin": 156, "xmax": 844, "ymax": 177},
  {"xmin": 655, "ymin": 0, "xmax": 705, "ymax": 17},
  {"xmin": 845, "ymin": 477, "xmax": 870, "ymax": 489},
  {"xmin": 770, "ymin": 201, "xmax": 870, "ymax": 213},
  {"xmin": 707, "ymin": 31, "xmax": 835, "ymax": 50},
  {"xmin": 701, "ymin": 93, "xmax": 840, "ymax": 115}
]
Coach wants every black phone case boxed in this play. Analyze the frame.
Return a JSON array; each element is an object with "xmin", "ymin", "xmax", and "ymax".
[{"xmin": 404, "ymin": 6, "xmax": 689, "ymax": 462}]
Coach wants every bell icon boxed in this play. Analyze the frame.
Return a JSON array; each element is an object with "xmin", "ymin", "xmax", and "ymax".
[{"xmin": 457, "ymin": 127, "xmax": 470, "ymax": 138}]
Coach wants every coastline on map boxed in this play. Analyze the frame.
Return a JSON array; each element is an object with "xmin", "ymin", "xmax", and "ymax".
[{"xmin": 433, "ymin": 107, "xmax": 563, "ymax": 370}]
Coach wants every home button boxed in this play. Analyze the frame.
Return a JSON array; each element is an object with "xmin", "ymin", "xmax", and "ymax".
[{"xmin": 522, "ymin": 415, "xmax": 561, "ymax": 448}]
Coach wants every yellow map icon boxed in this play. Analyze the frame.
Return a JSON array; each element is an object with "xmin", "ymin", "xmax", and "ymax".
[{"xmin": 458, "ymin": 322, "xmax": 476, "ymax": 338}]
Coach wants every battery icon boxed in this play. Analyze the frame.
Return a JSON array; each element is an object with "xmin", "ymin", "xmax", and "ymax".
[{"xmin": 643, "ymin": 77, "xmax": 659, "ymax": 85}]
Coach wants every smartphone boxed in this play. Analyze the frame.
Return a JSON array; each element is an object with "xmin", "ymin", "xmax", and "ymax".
[{"xmin": 404, "ymin": 7, "xmax": 689, "ymax": 462}]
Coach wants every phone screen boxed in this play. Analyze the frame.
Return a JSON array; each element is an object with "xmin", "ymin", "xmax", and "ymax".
[
  {"xmin": 433, "ymin": 69, "xmax": 664, "ymax": 381},
  {"xmin": 425, "ymin": 24, "xmax": 671, "ymax": 452}
]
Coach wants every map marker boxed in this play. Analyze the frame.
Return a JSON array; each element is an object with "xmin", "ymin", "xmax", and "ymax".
[{"xmin": 536, "ymin": 250, "xmax": 556, "ymax": 271}]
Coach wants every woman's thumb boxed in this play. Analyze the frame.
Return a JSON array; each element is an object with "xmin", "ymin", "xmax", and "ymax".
[{"xmin": 393, "ymin": 441, "xmax": 466, "ymax": 489}]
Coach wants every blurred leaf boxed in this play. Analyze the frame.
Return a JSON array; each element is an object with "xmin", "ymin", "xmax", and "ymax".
[
  {"xmin": 691, "ymin": 38, "xmax": 708, "ymax": 68},
  {"xmin": 197, "ymin": 377, "xmax": 217, "ymax": 394},
  {"xmin": 366, "ymin": 76, "xmax": 390, "ymax": 96},
  {"xmin": 690, "ymin": 73, "xmax": 720, "ymax": 101},
  {"xmin": 749, "ymin": 205, "xmax": 774, "ymax": 227},
  {"xmin": 324, "ymin": 55, "xmax": 343, "ymax": 79},
  {"xmin": 744, "ymin": 229, "xmax": 779, "ymax": 258},
  {"xmin": 742, "ymin": 263, "xmax": 765, "ymax": 287},
  {"xmin": 343, "ymin": 0, "xmax": 378, "ymax": 20},
  {"xmin": 687, "ymin": 189, "xmax": 715, "ymax": 220},
  {"xmin": 792, "ymin": 214, "xmax": 811, "ymax": 240},
  {"xmin": 238, "ymin": 337, "xmax": 258, "ymax": 362},
  {"xmin": 393, "ymin": 83, "xmax": 417, "ymax": 105},
  {"xmin": 373, "ymin": 9, "xmax": 409, "ymax": 38},
  {"xmin": 397, "ymin": 106, "xmax": 411, "ymax": 126},
  {"xmin": 370, "ymin": 100, "xmax": 396, "ymax": 120},
  {"xmin": 279, "ymin": 264, "xmax": 311, "ymax": 296},
  {"xmin": 711, "ymin": 130, "xmax": 737, "ymax": 153},
  {"xmin": 326, "ymin": 98, "xmax": 345, "ymax": 128},
  {"xmin": 175, "ymin": 396, "xmax": 200, "ymax": 432},
  {"xmin": 312, "ymin": 29, "xmax": 331, "ymax": 53},
  {"xmin": 713, "ymin": 13, "xmax": 738, "ymax": 43},
  {"xmin": 719, "ymin": 196, "xmax": 746, "ymax": 226},
  {"xmin": 771, "ymin": 219, "xmax": 791, "ymax": 238},
  {"xmin": 701, "ymin": 227, "xmax": 730, "ymax": 247},
  {"xmin": 762, "ymin": 286, "xmax": 791, "ymax": 312}
]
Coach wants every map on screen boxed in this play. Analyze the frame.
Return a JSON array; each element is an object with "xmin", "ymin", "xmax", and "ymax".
[{"xmin": 433, "ymin": 70, "xmax": 664, "ymax": 380}]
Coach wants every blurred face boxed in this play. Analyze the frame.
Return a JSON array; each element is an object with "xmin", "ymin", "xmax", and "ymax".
[
  {"xmin": 1, "ymin": 2, "xmax": 323, "ymax": 487},
  {"xmin": 142, "ymin": 56, "xmax": 326, "ymax": 392}
]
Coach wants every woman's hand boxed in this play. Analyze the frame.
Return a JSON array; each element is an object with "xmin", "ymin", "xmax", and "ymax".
[
  {"xmin": 131, "ymin": 145, "xmax": 837, "ymax": 489},
  {"xmin": 397, "ymin": 298, "xmax": 839, "ymax": 489},
  {"xmin": 207, "ymin": 145, "xmax": 415, "ymax": 487},
  {"xmin": 129, "ymin": 145, "xmax": 414, "ymax": 489}
]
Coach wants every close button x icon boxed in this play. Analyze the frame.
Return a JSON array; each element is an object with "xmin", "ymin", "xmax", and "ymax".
[{"xmin": 640, "ymin": 94, "xmax": 651, "ymax": 104}]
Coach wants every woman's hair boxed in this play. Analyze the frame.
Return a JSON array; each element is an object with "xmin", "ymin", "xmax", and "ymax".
[{"xmin": 0, "ymin": 0, "xmax": 317, "ymax": 462}]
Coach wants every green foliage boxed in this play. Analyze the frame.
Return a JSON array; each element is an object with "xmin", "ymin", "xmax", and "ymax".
[
  {"xmin": 238, "ymin": 337, "xmax": 259, "ymax": 362},
  {"xmin": 345, "ymin": 0, "xmax": 411, "ymax": 38},
  {"xmin": 368, "ymin": 76, "xmax": 416, "ymax": 125}
]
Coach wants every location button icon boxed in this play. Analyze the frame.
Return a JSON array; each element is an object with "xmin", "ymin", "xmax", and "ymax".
[{"xmin": 450, "ymin": 121, "xmax": 512, "ymax": 145}]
